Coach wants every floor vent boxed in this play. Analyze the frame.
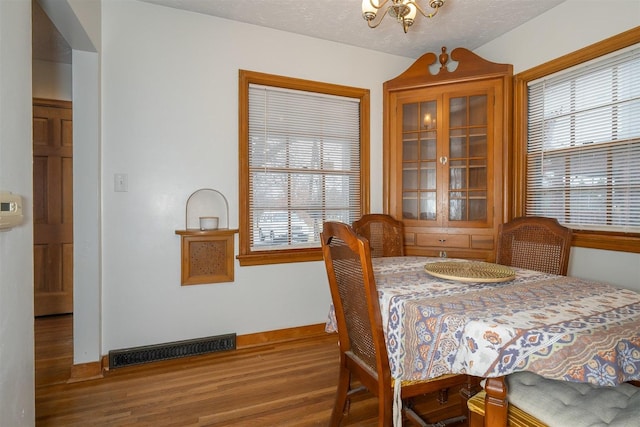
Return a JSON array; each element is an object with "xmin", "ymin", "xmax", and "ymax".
[{"xmin": 108, "ymin": 333, "xmax": 236, "ymax": 369}]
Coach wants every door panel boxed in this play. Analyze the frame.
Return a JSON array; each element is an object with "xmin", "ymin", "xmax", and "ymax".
[{"xmin": 33, "ymin": 99, "xmax": 73, "ymax": 316}]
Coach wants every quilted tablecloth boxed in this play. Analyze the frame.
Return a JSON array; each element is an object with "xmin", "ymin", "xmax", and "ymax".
[{"xmin": 327, "ymin": 256, "xmax": 640, "ymax": 386}]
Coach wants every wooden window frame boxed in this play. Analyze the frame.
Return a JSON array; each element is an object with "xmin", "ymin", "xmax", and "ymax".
[
  {"xmin": 512, "ymin": 27, "xmax": 640, "ymax": 254},
  {"xmin": 238, "ymin": 70, "xmax": 370, "ymax": 266}
]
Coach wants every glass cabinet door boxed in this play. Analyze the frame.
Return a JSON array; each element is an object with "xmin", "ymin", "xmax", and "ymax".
[
  {"xmin": 401, "ymin": 100, "xmax": 437, "ymax": 222},
  {"xmin": 447, "ymin": 94, "xmax": 488, "ymax": 222},
  {"xmin": 400, "ymin": 92, "xmax": 489, "ymax": 225}
]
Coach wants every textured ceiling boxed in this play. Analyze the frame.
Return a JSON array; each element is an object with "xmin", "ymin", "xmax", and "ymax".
[
  {"xmin": 139, "ymin": 0, "xmax": 567, "ymax": 58},
  {"xmin": 33, "ymin": 0, "xmax": 567, "ymax": 64}
]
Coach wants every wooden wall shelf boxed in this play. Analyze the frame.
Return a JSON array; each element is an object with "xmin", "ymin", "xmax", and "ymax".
[{"xmin": 175, "ymin": 229, "xmax": 238, "ymax": 285}]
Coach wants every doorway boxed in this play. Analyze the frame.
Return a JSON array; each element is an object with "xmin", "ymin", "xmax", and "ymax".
[{"xmin": 32, "ymin": 0, "xmax": 103, "ymax": 376}]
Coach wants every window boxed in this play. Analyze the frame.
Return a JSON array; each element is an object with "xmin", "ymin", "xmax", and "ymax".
[
  {"xmin": 527, "ymin": 46, "xmax": 640, "ymax": 230},
  {"xmin": 514, "ymin": 28, "xmax": 640, "ymax": 253},
  {"xmin": 238, "ymin": 70, "xmax": 370, "ymax": 265}
]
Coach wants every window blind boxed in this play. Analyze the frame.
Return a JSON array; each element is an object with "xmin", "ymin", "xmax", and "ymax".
[
  {"xmin": 526, "ymin": 46, "xmax": 640, "ymax": 232},
  {"xmin": 248, "ymin": 84, "xmax": 362, "ymax": 250}
]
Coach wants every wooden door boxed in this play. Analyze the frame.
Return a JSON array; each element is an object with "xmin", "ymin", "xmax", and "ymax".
[{"xmin": 33, "ymin": 99, "xmax": 73, "ymax": 316}]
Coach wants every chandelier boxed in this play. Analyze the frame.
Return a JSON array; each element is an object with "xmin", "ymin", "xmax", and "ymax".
[{"xmin": 362, "ymin": 0, "xmax": 445, "ymax": 33}]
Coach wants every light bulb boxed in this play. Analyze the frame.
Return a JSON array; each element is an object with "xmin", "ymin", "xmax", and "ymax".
[{"xmin": 362, "ymin": 0, "xmax": 379, "ymax": 20}]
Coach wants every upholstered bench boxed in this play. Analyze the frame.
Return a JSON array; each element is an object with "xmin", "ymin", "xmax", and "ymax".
[{"xmin": 467, "ymin": 371, "xmax": 640, "ymax": 427}]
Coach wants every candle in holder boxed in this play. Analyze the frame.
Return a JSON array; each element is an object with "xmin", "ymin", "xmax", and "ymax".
[{"xmin": 199, "ymin": 216, "xmax": 219, "ymax": 230}]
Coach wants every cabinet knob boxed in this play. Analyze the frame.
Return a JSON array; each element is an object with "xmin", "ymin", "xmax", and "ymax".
[
  {"xmin": 438, "ymin": 238, "xmax": 446, "ymax": 243},
  {"xmin": 439, "ymin": 156, "xmax": 448, "ymax": 165}
]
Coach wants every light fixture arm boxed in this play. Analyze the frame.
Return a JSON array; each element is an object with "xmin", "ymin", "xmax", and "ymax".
[
  {"xmin": 362, "ymin": 0, "xmax": 444, "ymax": 33},
  {"xmin": 410, "ymin": 0, "xmax": 443, "ymax": 19},
  {"xmin": 363, "ymin": 0, "xmax": 393, "ymax": 29}
]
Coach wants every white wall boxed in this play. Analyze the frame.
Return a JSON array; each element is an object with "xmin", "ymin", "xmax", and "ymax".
[
  {"xmin": 100, "ymin": 0, "xmax": 414, "ymax": 351},
  {"xmin": 475, "ymin": 0, "xmax": 640, "ymax": 74},
  {"xmin": 32, "ymin": 59, "xmax": 72, "ymax": 100},
  {"xmin": 72, "ymin": 49, "xmax": 102, "ymax": 364},
  {"xmin": 475, "ymin": 0, "xmax": 640, "ymax": 291},
  {"xmin": 0, "ymin": 0, "xmax": 35, "ymax": 425},
  {"xmin": 570, "ymin": 247, "xmax": 640, "ymax": 291}
]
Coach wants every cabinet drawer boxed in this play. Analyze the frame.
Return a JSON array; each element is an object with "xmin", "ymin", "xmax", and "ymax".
[
  {"xmin": 416, "ymin": 233, "xmax": 470, "ymax": 248},
  {"xmin": 471, "ymin": 234, "xmax": 494, "ymax": 250}
]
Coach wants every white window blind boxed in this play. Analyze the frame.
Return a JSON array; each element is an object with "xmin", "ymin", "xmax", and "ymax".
[
  {"xmin": 526, "ymin": 46, "xmax": 640, "ymax": 232},
  {"xmin": 248, "ymin": 84, "xmax": 362, "ymax": 250}
]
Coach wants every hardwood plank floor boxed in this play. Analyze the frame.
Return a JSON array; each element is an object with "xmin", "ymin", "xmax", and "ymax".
[
  {"xmin": 35, "ymin": 315, "xmax": 466, "ymax": 426},
  {"xmin": 35, "ymin": 314, "xmax": 73, "ymax": 387}
]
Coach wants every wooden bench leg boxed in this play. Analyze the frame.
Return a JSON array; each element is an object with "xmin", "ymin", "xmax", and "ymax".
[{"xmin": 484, "ymin": 377, "xmax": 508, "ymax": 427}]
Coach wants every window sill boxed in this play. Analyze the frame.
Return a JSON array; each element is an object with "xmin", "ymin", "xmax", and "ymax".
[
  {"xmin": 237, "ymin": 248, "xmax": 323, "ymax": 266},
  {"xmin": 572, "ymin": 229, "xmax": 640, "ymax": 254}
]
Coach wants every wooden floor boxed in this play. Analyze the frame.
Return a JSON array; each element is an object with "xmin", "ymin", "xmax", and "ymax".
[{"xmin": 35, "ymin": 315, "xmax": 466, "ymax": 426}]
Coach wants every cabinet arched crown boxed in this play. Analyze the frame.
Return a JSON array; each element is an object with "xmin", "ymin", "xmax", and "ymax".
[{"xmin": 383, "ymin": 47, "xmax": 513, "ymax": 261}]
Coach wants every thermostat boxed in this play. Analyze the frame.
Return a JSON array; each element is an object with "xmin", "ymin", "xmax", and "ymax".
[{"xmin": 0, "ymin": 191, "xmax": 24, "ymax": 230}]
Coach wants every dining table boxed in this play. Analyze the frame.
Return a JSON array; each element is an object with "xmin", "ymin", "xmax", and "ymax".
[{"xmin": 326, "ymin": 256, "xmax": 640, "ymax": 427}]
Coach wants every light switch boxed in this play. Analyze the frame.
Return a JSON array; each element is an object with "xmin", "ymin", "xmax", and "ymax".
[{"xmin": 114, "ymin": 173, "xmax": 128, "ymax": 192}]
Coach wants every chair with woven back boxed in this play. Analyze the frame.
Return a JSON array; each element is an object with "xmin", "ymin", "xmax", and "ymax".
[
  {"xmin": 470, "ymin": 216, "xmax": 640, "ymax": 426},
  {"xmin": 495, "ymin": 216, "xmax": 573, "ymax": 276},
  {"xmin": 352, "ymin": 214, "xmax": 404, "ymax": 258},
  {"xmin": 469, "ymin": 215, "xmax": 583, "ymax": 427},
  {"xmin": 321, "ymin": 221, "xmax": 467, "ymax": 427}
]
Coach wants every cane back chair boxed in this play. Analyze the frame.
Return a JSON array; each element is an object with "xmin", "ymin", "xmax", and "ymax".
[
  {"xmin": 495, "ymin": 216, "xmax": 572, "ymax": 276},
  {"xmin": 469, "ymin": 217, "xmax": 575, "ymax": 426},
  {"xmin": 352, "ymin": 214, "xmax": 404, "ymax": 258},
  {"xmin": 321, "ymin": 221, "xmax": 467, "ymax": 426}
]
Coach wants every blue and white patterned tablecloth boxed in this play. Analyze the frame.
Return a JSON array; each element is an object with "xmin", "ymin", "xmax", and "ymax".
[{"xmin": 327, "ymin": 256, "xmax": 640, "ymax": 386}]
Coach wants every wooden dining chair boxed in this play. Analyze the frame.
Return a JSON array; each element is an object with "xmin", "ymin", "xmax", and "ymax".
[
  {"xmin": 352, "ymin": 214, "xmax": 404, "ymax": 258},
  {"xmin": 495, "ymin": 216, "xmax": 572, "ymax": 276},
  {"xmin": 469, "ymin": 217, "xmax": 576, "ymax": 426},
  {"xmin": 321, "ymin": 221, "xmax": 467, "ymax": 427}
]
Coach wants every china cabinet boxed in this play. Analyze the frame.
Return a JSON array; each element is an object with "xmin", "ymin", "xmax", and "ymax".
[{"xmin": 383, "ymin": 47, "xmax": 512, "ymax": 260}]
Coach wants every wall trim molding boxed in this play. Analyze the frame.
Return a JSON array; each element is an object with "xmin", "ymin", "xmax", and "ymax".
[
  {"xmin": 235, "ymin": 323, "xmax": 328, "ymax": 349},
  {"xmin": 69, "ymin": 361, "xmax": 103, "ymax": 383}
]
